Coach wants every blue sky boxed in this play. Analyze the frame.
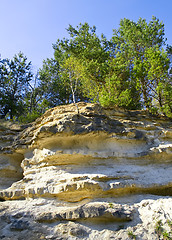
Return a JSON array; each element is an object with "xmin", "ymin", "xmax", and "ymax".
[{"xmin": 0, "ymin": 0, "xmax": 172, "ymax": 72}]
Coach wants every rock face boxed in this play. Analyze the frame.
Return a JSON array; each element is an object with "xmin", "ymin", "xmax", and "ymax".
[
  {"xmin": 0, "ymin": 102, "xmax": 172, "ymax": 239},
  {"xmin": 0, "ymin": 121, "xmax": 26, "ymax": 191}
]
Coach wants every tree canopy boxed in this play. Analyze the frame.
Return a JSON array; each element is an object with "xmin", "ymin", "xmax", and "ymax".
[
  {"xmin": 101, "ymin": 17, "xmax": 171, "ymax": 112},
  {"xmin": 0, "ymin": 52, "xmax": 33, "ymax": 119},
  {"xmin": 40, "ymin": 17, "xmax": 171, "ymax": 116},
  {"xmin": 0, "ymin": 16, "xmax": 172, "ymax": 122}
]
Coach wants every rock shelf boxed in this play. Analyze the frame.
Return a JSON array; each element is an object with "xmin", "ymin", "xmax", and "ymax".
[{"xmin": 0, "ymin": 102, "xmax": 172, "ymax": 239}]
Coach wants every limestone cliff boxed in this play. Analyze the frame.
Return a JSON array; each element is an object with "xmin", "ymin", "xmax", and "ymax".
[{"xmin": 0, "ymin": 102, "xmax": 172, "ymax": 240}]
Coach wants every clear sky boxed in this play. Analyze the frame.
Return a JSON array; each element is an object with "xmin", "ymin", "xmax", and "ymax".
[{"xmin": 0, "ymin": 0, "xmax": 172, "ymax": 72}]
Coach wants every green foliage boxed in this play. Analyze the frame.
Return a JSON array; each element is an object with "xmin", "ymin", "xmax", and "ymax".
[
  {"xmin": 39, "ymin": 53, "xmax": 87, "ymax": 106},
  {"xmin": 167, "ymin": 220, "xmax": 172, "ymax": 229},
  {"xmin": 128, "ymin": 230, "xmax": 136, "ymax": 239},
  {"xmin": 53, "ymin": 23, "xmax": 110, "ymax": 102},
  {"xmin": 39, "ymin": 18, "xmax": 171, "ymax": 116},
  {"xmin": 18, "ymin": 110, "xmax": 41, "ymax": 123},
  {"xmin": 60, "ymin": 56, "xmax": 85, "ymax": 103},
  {"xmin": 155, "ymin": 219, "xmax": 172, "ymax": 240},
  {"xmin": 108, "ymin": 202, "xmax": 114, "ymax": 208},
  {"xmin": 155, "ymin": 220, "xmax": 164, "ymax": 237},
  {"xmin": 0, "ymin": 52, "xmax": 33, "ymax": 120},
  {"xmin": 109, "ymin": 16, "xmax": 171, "ymax": 114},
  {"xmin": 1, "ymin": 17, "xmax": 172, "ymax": 121},
  {"xmin": 160, "ymin": 80, "xmax": 172, "ymax": 117},
  {"xmin": 39, "ymin": 58, "xmax": 71, "ymax": 106},
  {"xmin": 163, "ymin": 231, "xmax": 171, "ymax": 240}
]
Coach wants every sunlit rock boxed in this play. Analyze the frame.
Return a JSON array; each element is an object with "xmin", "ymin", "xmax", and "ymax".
[{"xmin": 0, "ymin": 103, "xmax": 171, "ymax": 239}]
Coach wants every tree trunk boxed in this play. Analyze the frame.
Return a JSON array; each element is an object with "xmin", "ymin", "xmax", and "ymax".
[
  {"xmin": 158, "ymin": 91, "xmax": 163, "ymax": 108},
  {"xmin": 71, "ymin": 87, "xmax": 79, "ymax": 115},
  {"xmin": 140, "ymin": 79, "xmax": 150, "ymax": 110},
  {"xmin": 9, "ymin": 109, "xmax": 13, "ymax": 120}
]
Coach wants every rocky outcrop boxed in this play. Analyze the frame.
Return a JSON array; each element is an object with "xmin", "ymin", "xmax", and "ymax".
[
  {"xmin": 0, "ymin": 102, "xmax": 172, "ymax": 239},
  {"xmin": 0, "ymin": 121, "xmax": 26, "ymax": 191},
  {"xmin": 0, "ymin": 198, "xmax": 171, "ymax": 240}
]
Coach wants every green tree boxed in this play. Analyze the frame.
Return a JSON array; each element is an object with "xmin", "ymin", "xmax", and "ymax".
[
  {"xmin": 60, "ymin": 55, "xmax": 86, "ymax": 113},
  {"xmin": 99, "ymin": 51, "xmax": 141, "ymax": 109},
  {"xmin": 0, "ymin": 52, "xmax": 33, "ymax": 120},
  {"xmin": 144, "ymin": 46, "xmax": 170, "ymax": 110},
  {"xmin": 39, "ymin": 58, "xmax": 71, "ymax": 106},
  {"xmin": 39, "ymin": 18, "xmax": 172, "ymax": 116},
  {"xmin": 109, "ymin": 16, "xmax": 171, "ymax": 113},
  {"xmin": 18, "ymin": 72, "xmax": 43, "ymax": 123},
  {"xmin": 53, "ymin": 23, "xmax": 110, "ymax": 102}
]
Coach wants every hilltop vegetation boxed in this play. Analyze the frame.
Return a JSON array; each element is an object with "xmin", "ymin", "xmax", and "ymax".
[{"xmin": 0, "ymin": 16, "xmax": 172, "ymax": 122}]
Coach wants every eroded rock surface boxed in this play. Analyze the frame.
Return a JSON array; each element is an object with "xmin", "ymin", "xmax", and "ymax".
[
  {"xmin": 0, "ymin": 121, "xmax": 26, "ymax": 191},
  {"xmin": 0, "ymin": 102, "xmax": 172, "ymax": 239}
]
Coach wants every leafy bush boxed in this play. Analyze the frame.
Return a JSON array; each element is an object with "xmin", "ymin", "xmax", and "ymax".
[{"xmin": 18, "ymin": 111, "xmax": 41, "ymax": 123}]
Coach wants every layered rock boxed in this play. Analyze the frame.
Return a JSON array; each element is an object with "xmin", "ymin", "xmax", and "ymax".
[
  {"xmin": 0, "ymin": 121, "xmax": 25, "ymax": 191},
  {"xmin": 0, "ymin": 102, "xmax": 172, "ymax": 239}
]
